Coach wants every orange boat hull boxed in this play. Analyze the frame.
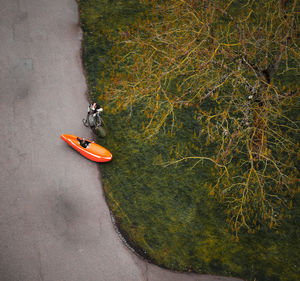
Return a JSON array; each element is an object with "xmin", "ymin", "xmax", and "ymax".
[{"xmin": 61, "ymin": 134, "xmax": 112, "ymax": 162}]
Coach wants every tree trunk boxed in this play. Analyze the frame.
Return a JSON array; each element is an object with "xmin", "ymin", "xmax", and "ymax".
[
  {"xmin": 251, "ymin": 81, "xmax": 268, "ymax": 158},
  {"xmin": 252, "ymin": 105, "xmax": 268, "ymax": 158}
]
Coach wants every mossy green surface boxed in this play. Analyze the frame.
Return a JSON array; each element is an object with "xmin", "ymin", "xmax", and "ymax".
[{"xmin": 78, "ymin": 1, "xmax": 300, "ymax": 280}]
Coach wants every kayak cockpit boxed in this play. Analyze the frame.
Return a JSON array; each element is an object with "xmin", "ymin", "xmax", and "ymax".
[{"xmin": 77, "ymin": 137, "xmax": 91, "ymax": 148}]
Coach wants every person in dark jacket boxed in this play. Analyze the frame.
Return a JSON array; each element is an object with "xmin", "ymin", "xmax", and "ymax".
[{"xmin": 88, "ymin": 103, "xmax": 103, "ymax": 115}]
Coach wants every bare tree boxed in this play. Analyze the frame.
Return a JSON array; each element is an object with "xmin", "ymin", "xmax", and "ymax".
[{"xmin": 101, "ymin": 0, "xmax": 299, "ymax": 236}]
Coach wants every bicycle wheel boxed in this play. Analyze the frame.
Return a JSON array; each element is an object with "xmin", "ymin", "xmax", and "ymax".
[
  {"xmin": 82, "ymin": 118, "xmax": 89, "ymax": 127},
  {"xmin": 96, "ymin": 125, "xmax": 107, "ymax": 138}
]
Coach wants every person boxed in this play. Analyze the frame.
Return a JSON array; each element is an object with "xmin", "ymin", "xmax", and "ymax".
[
  {"xmin": 88, "ymin": 103, "xmax": 103, "ymax": 115},
  {"xmin": 77, "ymin": 137, "xmax": 91, "ymax": 148}
]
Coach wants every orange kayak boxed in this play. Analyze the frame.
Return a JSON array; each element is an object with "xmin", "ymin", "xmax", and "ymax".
[{"xmin": 61, "ymin": 134, "xmax": 112, "ymax": 162}]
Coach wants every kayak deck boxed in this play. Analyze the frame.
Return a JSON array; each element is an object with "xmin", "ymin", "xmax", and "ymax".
[{"xmin": 61, "ymin": 134, "xmax": 112, "ymax": 162}]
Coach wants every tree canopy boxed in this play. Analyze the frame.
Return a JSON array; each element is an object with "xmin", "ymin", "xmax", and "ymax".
[{"xmin": 99, "ymin": 0, "xmax": 299, "ymax": 235}]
